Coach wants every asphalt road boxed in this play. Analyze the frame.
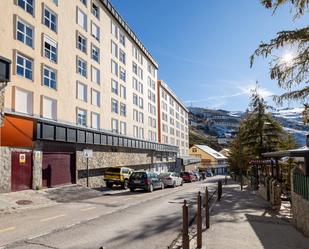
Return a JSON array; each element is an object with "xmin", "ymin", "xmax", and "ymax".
[{"xmin": 1, "ymin": 176, "xmax": 223, "ymax": 249}]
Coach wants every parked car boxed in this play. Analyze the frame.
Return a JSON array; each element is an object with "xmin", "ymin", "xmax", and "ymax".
[
  {"xmin": 129, "ymin": 171, "xmax": 164, "ymax": 192},
  {"xmin": 193, "ymin": 172, "xmax": 202, "ymax": 181},
  {"xmin": 104, "ymin": 167, "xmax": 133, "ymax": 189},
  {"xmin": 159, "ymin": 172, "xmax": 183, "ymax": 187},
  {"xmin": 180, "ymin": 172, "xmax": 196, "ymax": 183},
  {"xmin": 206, "ymin": 171, "xmax": 213, "ymax": 177}
]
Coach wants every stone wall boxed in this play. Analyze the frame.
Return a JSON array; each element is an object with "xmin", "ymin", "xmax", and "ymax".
[
  {"xmin": 32, "ymin": 150, "xmax": 42, "ymax": 190},
  {"xmin": 0, "ymin": 87, "xmax": 5, "ymax": 127},
  {"xmin": 0, "ymin": 147, "xmax": 11, "ymax": 193},
  {"xmin": 75, "ymin": 145, "xmax": 176, "ymax": 188}
]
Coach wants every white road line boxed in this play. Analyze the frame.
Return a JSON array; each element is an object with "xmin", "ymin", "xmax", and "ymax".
[
  {"xmin": 0, "ymin": 226, "xmax": 15, "ymax": 233},
  {"xmin": 40, "ymin": 214, "xmax": 66, "ymax": 222},
  {"xmin": 80, "ymin": 207, "xmax": 96, "ymax": 212}
]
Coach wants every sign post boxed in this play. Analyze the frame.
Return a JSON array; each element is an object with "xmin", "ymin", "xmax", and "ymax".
[{"xmin": 83, "ymin": 149, "xmax": 93, "ymax": 187}]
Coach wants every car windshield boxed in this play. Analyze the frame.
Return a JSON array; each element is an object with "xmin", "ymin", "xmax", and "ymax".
[
  {"xmin": 131, "ymin": 172, "xmax": 146, "ymax": 179},
  {"xmin": 106, "ymin": 168, "xmax": 120, "ymax": 173},
  {"xmin": 160, "ymin": 173, "xmax": 171, "ymax": 177}
]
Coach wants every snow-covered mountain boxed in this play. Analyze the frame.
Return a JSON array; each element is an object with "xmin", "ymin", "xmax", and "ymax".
[{"xmin": 189, "ymin": 107, "xmax": 308, "ymax": 146}]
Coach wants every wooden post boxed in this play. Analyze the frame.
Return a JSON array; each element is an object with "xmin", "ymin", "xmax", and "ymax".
[
  {"xmin": 182, "ymin": 200, "xmax": 189, "ymax": 249},
  {"xmin": 205, "ymin": 187, "xmax": 209, "ymax": 228},
  {"xmin": 197, "ymin": 191, "xmax": 202, "ymax": 248}
]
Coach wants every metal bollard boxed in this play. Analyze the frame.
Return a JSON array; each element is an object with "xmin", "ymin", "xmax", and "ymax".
[
  {"xmin": 182, "ymin": 200, "xmax": 189, "ymax": 249},
  {"xmin": 205, "ymin": 187, "xmax": 209, "ymax": 229},
  {"xmin": 218, "ymin": 180, "xmax": 222, "ymax": 201},
  {"xmin": 197, "ymin": 191, "xmax": 202, "ymax": 248}
]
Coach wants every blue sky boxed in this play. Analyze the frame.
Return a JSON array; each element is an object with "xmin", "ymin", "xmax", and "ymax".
[{"xmin": 111, "ymin": 0, "xmax": 307, "ymax": 111}]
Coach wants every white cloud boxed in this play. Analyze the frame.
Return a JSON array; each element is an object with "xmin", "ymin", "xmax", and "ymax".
[{"xmin": 184, "ymin": 79, "xmax": 274, "ymax": 105}]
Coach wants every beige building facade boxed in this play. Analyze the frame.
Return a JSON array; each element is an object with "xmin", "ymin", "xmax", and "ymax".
[
  {"xmin": 158, "ymin": 80, "xmax": 189, "ymax": 156},
  {"xmin": 0, "ymin": 0, "xmax": 180, "ymax": 192},
  {"xmin": 0, "ymin": 0, "xmax": 159, "ymax": 141}
]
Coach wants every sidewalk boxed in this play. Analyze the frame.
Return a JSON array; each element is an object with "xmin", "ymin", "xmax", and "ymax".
[{"xmin": 199, "ymin": 183, "xmax": 309, "ymax": 249}]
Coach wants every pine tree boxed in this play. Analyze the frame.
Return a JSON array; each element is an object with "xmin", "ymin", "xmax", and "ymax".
[{"xmin": 251, "ymin": 0, "xmax": 309, "ymax": 123}]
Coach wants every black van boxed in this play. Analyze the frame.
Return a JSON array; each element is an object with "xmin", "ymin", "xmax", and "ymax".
[{"xmin": 129, "ymin": 171, "xmax": 164, "ymax": 192}]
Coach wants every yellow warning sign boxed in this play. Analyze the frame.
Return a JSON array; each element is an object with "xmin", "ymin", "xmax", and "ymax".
[{"xmin": 19, "ymin": 154, "xmax": 26, "ymax": 164}]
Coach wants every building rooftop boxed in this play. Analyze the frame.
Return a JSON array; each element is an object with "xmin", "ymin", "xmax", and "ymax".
[
  {"xmin": 195, "ymin": 145, "xmax": 227, "ymax": 160},
  {"xmin": 100, "ymin": 0, "xmax": 158, "ymax": 68}
]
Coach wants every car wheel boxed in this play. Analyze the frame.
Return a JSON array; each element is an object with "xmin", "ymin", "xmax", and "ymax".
[
  {"xmin": 148, "ymin": 184, "xmax": 154, "ymax": 192},
  {"xmin": 122, "ymin": 179, "xmax": 129, "ymax": 190},
  {"xmin": 173, "ymin": 181, "xmax": 176, "ymax": 188},
  {"xmin": 106, "ymin": 182, "xmax": 113, "ymax": 188},
  {"xmin": 130, "ymin": 188, "xmax": 135, "ymax": 192}
]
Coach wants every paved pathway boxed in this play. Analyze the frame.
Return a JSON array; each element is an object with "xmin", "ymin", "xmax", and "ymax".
[{"xmin": 197, "ymin": 182, "xmax": 309, "ymax": 249}]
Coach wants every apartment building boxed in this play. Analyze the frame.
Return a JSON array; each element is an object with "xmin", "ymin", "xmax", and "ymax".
[
  {"xmin": 158, "ymin": 80, "xmax": 189, "ymax": 156},
  {"xmin": 0, "ymin": 0, "xmax": 177, "ymax": 192}
]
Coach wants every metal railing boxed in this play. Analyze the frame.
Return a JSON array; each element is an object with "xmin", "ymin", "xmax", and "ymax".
[{"xmin": 293, "ymin": 172, "xmax": 309, "ymax": 200}]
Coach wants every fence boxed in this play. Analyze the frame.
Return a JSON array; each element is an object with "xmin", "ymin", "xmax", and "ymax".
[
  {"xmin": 182, "ymin": 180, "xmax": 223, "ymax": 249},
  {"xmin": 293, "ymin": 172, "xmax": 309, "ymax": 200}
]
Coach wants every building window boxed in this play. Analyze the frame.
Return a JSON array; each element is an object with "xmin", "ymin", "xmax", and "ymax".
[
  {"xmin": 77, "ymin": 108, "xmax": 87, "ymax": 126},
  {"xmin": 119, "ymin": 49, "xmax": 126, "ymax": 65},
  {"xmin": 120, "ymin": 85, "xmax": 126, "ymax": 99},
  {"xmin": 111, "ymin": 22, "xmax": 118, "ymax": 38},
  {"xmin": 17, "ymin": 0, "xmax": 34, "ymax": 15},
  {"xmin": 80, "ymin": 0, "xmax": 87, "ymax": 6},
  {"xmin": 119, "ymin": 31, "xmax": 126, "ymax": 46},
  {"xmin": 139, "ymin": 82, "xmax": 143, "ymax": 94},
  {"xmin": 43, "ymin": 36, "xmax": 57, "ymax": 63},
  {"xmin": 120, "ymin": 121, "xmax": 126, "ymax": 135},
  {"xmin": 91, "ymin": 112, "xmax": 100, "ymax": 129},
  {"xmin": 111, "ymin": 79, "xmax": 118, "ymax": 94},
  {"xmin": 111, "ymin": 60, "xmax": 118, "ymax": 76},
  {"xmin": 77, "ymin": 9, "xmax": 87, "ymax": 31},
  {"xmin": 138, "ymin": 97, "xmax": 144, "ymax": 109},
  {"xmin": 42, "ymin": 96, "xmax": 57, "ymax": 120},
  {"xmin": 133, "ymin": 94, "xmax": 138, "ymax": 106},
  {"xmin": 91, "ymin": 44, "xmax": 100, "ymax": 62},
  {"xmin": 133, "ymin": 125, "xmax": 138, "ymax": 138},
  {"xmin": 91, "ymin": 89, "xmax": 100, "ymax": 107},
  {"xmin": 91, "ymin": 22, "xmax": 100, "ymax": 41},
  {"xmin": 111, "ymin": 99, "xmax": 118, "ymax": 113},
  {"xmin": 16, "ymin": 53, "xmax": 33, "ymax": 80},
  {"xmin": 43, "ymin": 66, "xmax": 57, "ymax": 89},
  {"xmin": 120, "ymin": 103, "xmax": 126, "ymax": 116},
  {"xmin": 16, "ymin": 19, "xmax": 34, "ymax": 48},
  {"xmin": 132, "ymin": 62, "xmax": 137, "ymax": 75},
  {"xmin": 139, "ymin": 112, "xmax": 144, "ymax": 123},
  {"xmin": 14, "ymin": 87, "xmax": 33, "ymax": 114},
  {"xmin": 120, "ymin": 67, "xmax": 126, "ymax": 82},
  {"xmin": 111, "ymin": 41, "xmax": 118, "ymax": 58},
  {"xmin": 43, "ymin": 6, "xmax": 57, "ymax": 32},
  {"xmin": 91, "ymin": 66, "xmax": 100, "ymax": 84},
  {"xmin": 138, "ymin": 67, "xmax": 143, "ymax": 80},
  {"xmin": 112, "ymin": 119, "xmax": 118, "ymax": 133},
  {"xmin": 91, "ymin": 2, "xmax": 99, "ymax": 19},
  {"xmin": 77, "ymin": 57, "xmax": 87, "ymax": 77},
  {"xmin": 133, "ymin": 109, "xmax": 138, "ymax": 121},
  {"xmin": 77, "ymin": 33, "xmax": 87, "ymax": 53},
  {"xmin": 77, "ymin": 82, "xmax": 87, "ymax": 102},
  {"xmin": 139, "ymin": 128, "xmax": 144, "ymax": 139}
]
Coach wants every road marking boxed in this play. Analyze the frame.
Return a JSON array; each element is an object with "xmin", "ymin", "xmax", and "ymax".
[
  {"xmin": 81, "ymin": 207, "xmax": 96, "ymax": 212},
  {"xmin": 40, "ymin": 214, "xmax": 66, "ymax": 222},
  {"xmin": 0, "ymin": 226, "xmax": 15, "ymax": 233}
]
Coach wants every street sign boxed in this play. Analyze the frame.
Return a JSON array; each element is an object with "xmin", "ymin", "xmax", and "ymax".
[
  {"xmin": 83, "ymin": 149, "xmax": 93, "ymax": 158},
  {"xmin": 19, "ymin": 154, "xmax": 26, "ymax": 164}
]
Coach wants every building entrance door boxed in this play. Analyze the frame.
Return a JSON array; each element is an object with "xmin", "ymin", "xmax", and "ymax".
[{"xmin": 11, "ymin": 152, "xmax": 32, "ymax": 191}]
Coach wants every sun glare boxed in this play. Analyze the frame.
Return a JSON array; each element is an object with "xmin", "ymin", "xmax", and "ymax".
[{"xmin": 281, "ymin": 52, "xmax": 295, "ymax": 65}]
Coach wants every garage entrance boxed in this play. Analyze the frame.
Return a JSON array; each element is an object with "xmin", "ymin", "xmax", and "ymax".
[
  {"xmin": 11, "ymin": 152, "xmax": 33, "ymax": 192},
  {"xmin": 42, "ymin": 153, "xmax": 76, "ymax": 188}
]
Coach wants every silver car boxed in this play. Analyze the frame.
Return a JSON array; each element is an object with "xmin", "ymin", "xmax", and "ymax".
[{"xmin": 159, "ymin": 172, "xmax": 183, "ymax": 187}]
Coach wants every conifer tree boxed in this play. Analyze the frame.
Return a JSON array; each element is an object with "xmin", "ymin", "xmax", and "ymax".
[{"xmin": 251, "ymin": 0, "xmax": 309, "ymax": 122}]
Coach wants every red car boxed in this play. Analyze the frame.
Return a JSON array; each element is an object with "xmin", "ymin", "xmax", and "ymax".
[{"xmin": 180, "ymin": 172, "xmax": 197, "ymax": 182}]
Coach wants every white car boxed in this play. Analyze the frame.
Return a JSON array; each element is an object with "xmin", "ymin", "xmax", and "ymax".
[{"xmin": 159, "ymin": 172, "xmax": 183, "ymax": 187}]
